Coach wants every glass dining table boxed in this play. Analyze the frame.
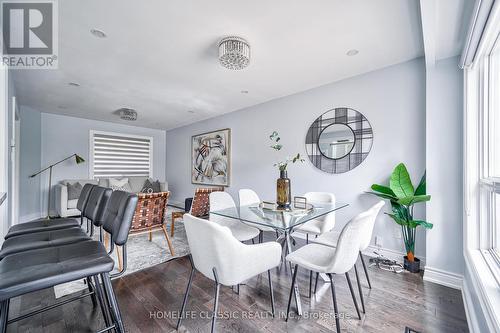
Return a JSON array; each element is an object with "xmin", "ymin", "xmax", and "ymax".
[{"xmin": 210, "ymin": 201, "xmax": 349, "ymax": 315}]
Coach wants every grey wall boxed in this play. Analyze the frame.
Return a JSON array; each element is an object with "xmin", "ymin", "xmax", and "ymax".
[
  {"xmin": 425, "ymin": 57, "xmax": 464, "ymax": 276},
  {"xmin": 19, "ymin": 106, "xmax": 42, "ymax": 221},
  {"xmin": 166, "ymin": 58, "xmax": 427, "ymax": 257},
  {"xmin": 17, "ymin": 111, "xmax": 167, "ymax": 217}
]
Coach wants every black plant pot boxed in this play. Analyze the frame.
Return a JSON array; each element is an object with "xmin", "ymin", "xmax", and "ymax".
[{"xmin": 404, "ymin": 256, "xmax": 420, "ymax": 273}]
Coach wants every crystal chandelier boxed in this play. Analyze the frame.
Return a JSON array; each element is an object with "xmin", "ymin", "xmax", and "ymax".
[{"xmin": 218, "ymin": 36, "xmax": 250, "ymax": 70}]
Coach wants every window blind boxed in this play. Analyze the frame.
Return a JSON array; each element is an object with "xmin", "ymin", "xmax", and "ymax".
[{"xmin": 91, "ymin": 131, "xmax": 152, "ymax": 178}]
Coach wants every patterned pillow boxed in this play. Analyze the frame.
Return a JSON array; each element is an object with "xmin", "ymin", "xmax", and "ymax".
[
  {"xmin": 108, "ymin": 178, "xmax": 132, "ymax": 192},
  {"xmin": 141, "ymin": 179, "xmax": 161, "ymax": 193},
  {"xmin": 66, "ymin": 182, "xmax": 83, "ymax": 200}
]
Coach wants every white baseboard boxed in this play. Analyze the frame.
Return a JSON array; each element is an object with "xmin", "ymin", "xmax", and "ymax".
[
  {"xmin": 18, "ymin": 212, "xmax": 43, "ymax": 224},
  {"xmin": 423, "ymin": 266, "xmax": 463, "ymax": 290},
  {"xmin": 461, "ymin": 276, "xmax": 481, "ymax": 333}
]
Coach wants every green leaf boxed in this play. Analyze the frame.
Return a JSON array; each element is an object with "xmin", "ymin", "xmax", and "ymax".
[
  {"xmin": 390, "ymin": 163, "xmax": 414, "ymax": 199},
  {"xmin": 411, "ymin": 219, "xmax": 433, "ymax": 229},
  {"xmin": 414, "ymin": 171, "xmax": 426, "ymax": 196},
  {"xmin": 371, "ymin": 184, "xmax": 397, "ymax": 198},
  {"xmin": 366, "ymin": 191, "xmax": 398, "ymax": 201},
  {"xmin": 391, "ymin": 202, "xmax": 408, "ymax": 220},
  {"xmin": 397, "ymin": 197, "xmax": 414, "ymax": 206},
  {"xmin": 410, "ymin": 195, "xmax": 431, "ymax": 204},
  {"xmin": 386, "ymin": 213, "xmax": 409, "ymax": 226}
]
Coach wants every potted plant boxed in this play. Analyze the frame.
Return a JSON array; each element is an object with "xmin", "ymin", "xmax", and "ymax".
[
  {"xmin": 269, "ymin": 131, "xmax": 304, "ymax": 209},
  {"xmin": 368, "ymin": 163, "xmax": 432, "ymax": 273}
]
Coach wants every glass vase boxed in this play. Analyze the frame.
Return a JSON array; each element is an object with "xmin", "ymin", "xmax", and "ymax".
[{"xmin": 277, "ymin": 170, "xmax": 291, "ymax": 209}]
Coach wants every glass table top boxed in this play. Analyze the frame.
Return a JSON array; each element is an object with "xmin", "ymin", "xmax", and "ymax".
[{"xmin": 210, "ymin": 201, "xmax": 349, "ymax": 231}]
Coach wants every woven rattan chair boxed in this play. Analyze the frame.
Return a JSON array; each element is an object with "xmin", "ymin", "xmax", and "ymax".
[
  {"xmin": 130, "ymin": 191, "xmax": 174, "ymax": 256},
  {"xmin": 170, "ymin": 187, "xmax": 224, "ymax": 236}
]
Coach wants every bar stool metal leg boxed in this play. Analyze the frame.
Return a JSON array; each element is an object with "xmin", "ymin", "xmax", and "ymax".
[
  {"xmin": 101, "ymin": 273, "xmax": 125, "ymax": 333},
  {"xmin": 93, "ymin": 275, "xmax": 111, "ymax": 327}
]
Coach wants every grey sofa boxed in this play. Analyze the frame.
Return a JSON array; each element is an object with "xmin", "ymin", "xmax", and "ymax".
[{"xmin": 54, "ymin": 176, "xmax": 167, "ymax": 217}]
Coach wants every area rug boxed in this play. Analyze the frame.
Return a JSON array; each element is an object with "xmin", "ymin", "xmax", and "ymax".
[{"xmin": 54, "ymin": 206, "xmax": 190, "ymax": 298}]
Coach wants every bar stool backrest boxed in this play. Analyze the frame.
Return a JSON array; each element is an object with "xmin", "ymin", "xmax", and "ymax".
[
  {"xmin": 100, "ymin": 191, "xmax": 138, "ymax": 246},
  {"xmin": 83, "ymin": 186, "xmax": 112, "ymax": 223},
  {"xmin": 77, "ymin": 183, "xmax": 96, "ymax": 212}
]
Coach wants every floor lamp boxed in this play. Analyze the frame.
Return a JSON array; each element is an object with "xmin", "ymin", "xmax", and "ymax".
[{"xmin": 30, "ymin": 154, "xmax": 85, "ymax": 219}]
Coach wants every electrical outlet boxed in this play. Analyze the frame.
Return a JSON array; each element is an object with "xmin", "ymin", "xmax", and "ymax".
[{"xmin": 375, "ymin": 236, "xmax": 383, "ymax": 247}]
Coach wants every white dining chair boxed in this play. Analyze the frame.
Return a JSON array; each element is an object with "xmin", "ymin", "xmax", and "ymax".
[
  {"xmin": 238, "ymin": 189, "xmax": 278, "ymax": 241},
  {"xmin": 177, "ymin": 214, "xmax": 282, "ymax": 332},
  {"xmin": 285, "ymin": 210, "xmax": 369, "ymax": 333},
  {"xmin": 209, "ymin": 191, "xmax": 260, "ymax": 242},
  {"xmin": 294, "ymin": 192, "xmax": 336, "ymax": 243},
  {"xmin": 312, "ymin": 200, "xmax": 385, "ymax": 312}
]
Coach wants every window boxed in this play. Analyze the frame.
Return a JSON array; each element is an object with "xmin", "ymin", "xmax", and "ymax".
[{"xmin": 90, "ymin": 130, "xmax": 153, "ymax": 178}]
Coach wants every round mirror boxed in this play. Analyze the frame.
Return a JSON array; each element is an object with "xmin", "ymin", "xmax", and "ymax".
[
  {"xmin": 318, "ymin": 124, "xmax": 355, "ymax": 159},
  {"xmin": 305, "ymin": 107, "xmax": 373, "ymax": 174}
]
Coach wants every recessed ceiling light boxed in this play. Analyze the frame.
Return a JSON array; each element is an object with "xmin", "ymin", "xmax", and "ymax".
[
  {"xmin": 241, "ymin": 90, "xmax": 249, "ymax": 94},
  {"xmin": 346, "ymin": 49, "xmax": 359, "ymax": 56},
  {"xmin": 58, "ymin": 105, "xmax": 68, "ymax": 109},
  {"xmin": 68, "ymin": 82, "xmax": 80, "ymax": 87},
  {"xmin": 90, "ymin": 29, "xmax": 107, "ymax": 38},
  {"xmin": 187, "ymin": 110, "xmax": 195, "ymax": 114}
]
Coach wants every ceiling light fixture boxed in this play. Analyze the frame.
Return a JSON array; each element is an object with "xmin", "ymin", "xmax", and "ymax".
[
  {"xmin": 187, "ymin": 110, "xmax": 195, "ymax": 114},
  {"xmin": 346, "ymin": 49, "xmax": 359, "ymax": 56},
  {"xmin": 90, "ymin": 29, "xmax": 107, "ymax": 38},
  {"xmin": 117, "ymin": 108, "xmax": 137, "ymax": 121},
  {"xmin": 240, "ymin": 90, "xmax": 249, "ymax": 94},
  {"xmin": 218, "ymin": 36, "xmax": 250, "ymax": 70},
  {"xmin": 68, "ymin": 82, "xmax": 80, "ymax": 87}
]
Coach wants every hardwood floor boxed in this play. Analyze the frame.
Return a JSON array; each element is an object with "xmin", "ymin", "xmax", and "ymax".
[{"xmin": 5, "ymin": 250, "xmax": 468, "ymax": 333}]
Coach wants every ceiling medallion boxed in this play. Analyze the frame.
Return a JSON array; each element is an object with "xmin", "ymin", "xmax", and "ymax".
[{"xmin": 218, "ymin": 36, "xmax": 250, "ymax": 70}]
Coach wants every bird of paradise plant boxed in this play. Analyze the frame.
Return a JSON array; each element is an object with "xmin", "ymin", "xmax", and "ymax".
[{"xmin": 368, "ymin": 163, "xmax": 432, "ymax": 262}]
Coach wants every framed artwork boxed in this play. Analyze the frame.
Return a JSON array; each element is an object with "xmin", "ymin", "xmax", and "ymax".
[{"xmin": 191, "ymin": 128, "xmax": 231, "ymax": 186}]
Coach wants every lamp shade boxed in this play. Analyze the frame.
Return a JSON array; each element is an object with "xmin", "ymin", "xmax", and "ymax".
[{"xmin": 75, "ymin": 154, "xmax": 85, "ymax": 164}]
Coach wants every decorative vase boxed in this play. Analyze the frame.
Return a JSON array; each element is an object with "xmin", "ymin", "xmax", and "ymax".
[
  {"xmin": 276, "ymin": 170, "xmax": 291, "ymax": 209},
  {"xmin": 403, "ymin": 256, "xmax": 420, "ymax": 273}
]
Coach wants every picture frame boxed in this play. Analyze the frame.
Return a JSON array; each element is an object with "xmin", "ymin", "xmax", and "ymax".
[{"xmin": 191, "ymin": 128, "xmax": 231, "ymax": 186}]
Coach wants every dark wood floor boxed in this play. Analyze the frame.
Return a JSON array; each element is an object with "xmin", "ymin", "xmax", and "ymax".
[{"xmin": 5, "ymin": 250, "xmax": 468, "ymax": 333}]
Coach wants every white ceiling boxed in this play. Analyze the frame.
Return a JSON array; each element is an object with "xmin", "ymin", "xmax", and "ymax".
[{"xmin": 12, "ymin": 0, "xmax": 469, "ymax": 130}]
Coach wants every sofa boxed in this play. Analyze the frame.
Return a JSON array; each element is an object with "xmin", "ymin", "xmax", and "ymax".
[{"xmin": 54, "ymin": 176, "xmax": 168, "ymax": 217}]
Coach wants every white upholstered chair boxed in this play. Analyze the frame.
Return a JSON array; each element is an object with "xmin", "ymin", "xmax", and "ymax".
[
  {"xmin": 294, "ymin": 192, "xmax": 336, "ymax": 243},
  {"xmin": 209, "ymin": 191, "xmax": 260, "ymax": 242},
  {"xmin": 312, "ymin": 200, "xmax": 385, "ymax": 312},
  {"xmin": 238, "ymin": 189, "xmax": 277, "ymax": 240},
  {"xmin": 177, "ymin": 214, "xmax": 282, "ymax": 332},
  {"xmin": 285, "ymin": 210, "xmax": 369, "ymax": 333}
]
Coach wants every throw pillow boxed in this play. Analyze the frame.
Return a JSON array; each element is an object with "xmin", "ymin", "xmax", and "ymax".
[
  {"xmin": 66, "ymin": 182, "xmax": 83, "ymax": 200},
  {"xmin": 108, "ymin": 178, "xmax": 132, "ymax": 192},
  {"xmin": 141, "ymin": 179, "xmax": 161, "ymax": 193}
]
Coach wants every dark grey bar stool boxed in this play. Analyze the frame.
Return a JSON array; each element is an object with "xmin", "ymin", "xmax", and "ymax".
[
  {"xmin": 0, "ymin": 186, "xmax": 111, "ymax": 260},
  {"xmin": 0, "ymin": 190, "xmax": 137, "ymax": 333},
  {"xmin": 4, "ymin": 183, "xmax": 96, "ymax": 239}
]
